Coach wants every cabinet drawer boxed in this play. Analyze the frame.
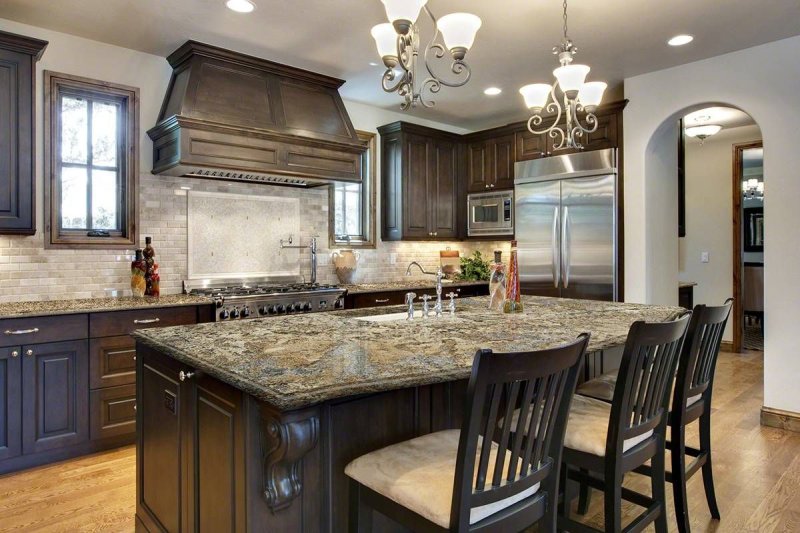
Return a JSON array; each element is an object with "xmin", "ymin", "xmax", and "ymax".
[
  {"xmin": 0, "ymin": 314, "xmax": 87, "ymax": 348},
  {"xmin": 90, "ymin": 306, "xmax": 197, "ymax": 338},
  {"xmin": 350, "ymin": 292, "xmax": 405, "ymax": 309},
  {"xmin": 90, "ymin": 335, "xmax": 136, "ymax": 389},
  {"xmin": 90, "ymin": 384, "xmax": 136, "ymax": 441}
]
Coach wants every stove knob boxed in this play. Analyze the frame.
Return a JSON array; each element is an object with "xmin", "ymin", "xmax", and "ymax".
[
  {"xmin": 242, "ymin": 306, "xmax": 251, "ymax": 318},
  {"xmin": 319, "ymin": 300, "xmax": 328, "ymax": 310},
  {"xmin": 276, "ymin": 304, "xmax": 286, "ymax": 314},
  {"xmin": 259, "ymin": 305, "xmax": 269, "ymax": 315},
  {"xmin": 215, "ymin": 298, "xmax": 224, "ymax": 308},
  {"xmin": 287, "ymin": 304, "xmax": 295, "ymax": 313},
  {"xmin": 302, "ymin": 302, "xmax": 312, "ymax": 312},
  {"xmin": 219, "ymin": 309, "xmax": 230, "ymax": 320},
  {"xmin": 230, "ymin": 307, "xmax": 240, "ymax": 319},
  {"xmin": 268, "ymin": 305, "xmax": 278, "ymax": 314}
]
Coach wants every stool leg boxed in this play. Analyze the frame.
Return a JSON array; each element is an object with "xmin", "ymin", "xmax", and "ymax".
[
  {"xmin": 652, "ymin": 441, "xmax": 669, "ymax": 533},
  {"xmin": 671, "ymin": 424, "xmax": 691, "ymax": 533},
  {"xmin": 577, "ymin": 468, "xmax": 592, "ymax": 515},
  {"xmin": 603, "ymin": 473, "xmax": 622, "ymax": 533},
  {"xmin": 700, "ymin": 411, "xmax": 721, "ymax": 520},
  {"xmin": 349, "ymin": 479, "xmax": 372, "ymax": 533}
]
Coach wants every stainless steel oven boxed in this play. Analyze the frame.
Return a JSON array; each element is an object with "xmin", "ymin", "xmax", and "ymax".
[{"xmin": 467, "ymin": 190, "xmax": 514, "ymax": 237}]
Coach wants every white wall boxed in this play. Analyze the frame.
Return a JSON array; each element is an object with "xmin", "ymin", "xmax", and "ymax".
[
  {"xmin": 680, "ymin": 125, "xmax": 762, "ymax": 341},
  {"xmin": 624, "ymin": 36, "xmax": 800, "ymax": 415}
]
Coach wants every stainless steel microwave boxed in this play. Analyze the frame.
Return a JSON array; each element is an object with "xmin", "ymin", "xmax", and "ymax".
[{"xmin": 467, "ymin": 190, "xmax": 514, "ymax": 237}]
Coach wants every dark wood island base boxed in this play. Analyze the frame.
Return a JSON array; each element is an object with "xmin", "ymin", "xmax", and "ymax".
[{"xmin": 135, "ymin": 343, "xmax": 467, "ymax": 532}]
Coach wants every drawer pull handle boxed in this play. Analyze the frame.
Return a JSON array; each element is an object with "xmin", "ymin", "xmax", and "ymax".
[
  {"xmin": 374, "ymin": 298, "xmax": 390, "ymax": 303},
  {"xmin": 4, "ymin": 327, "xmax": 39, "ymax": 335},
  {"xmin": 179, "ymin": 370, "xmax": 195, "ymax": 382},
  {"xmin": 133, "ymin": 318, "xmax": 160, "ymax": 324},
  {"xmin": 133, "ymin": 404, "xmax": 137, "ymax": 411}
]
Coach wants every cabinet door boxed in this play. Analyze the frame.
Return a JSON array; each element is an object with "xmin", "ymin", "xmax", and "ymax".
[
  {"xmin": 491, "ymin": 134, "xmax": 516, "ymax": 189},
  {"xmin": 402, "ymin": 134, "xmax": 432, "ymax": 239},
  {"xmin": 429, "ymin": 139, "xmax": 458, "ymax": 239},
  {"xmin": 21, "ymin": 340, "xmax": 88, "ymax": 454},
  {"xmin": 467, "ymin": 141, "xmax": 489, "ymax": 192},
  {"xmin": 580, "ymin": 112, "xmax": 618, "ymax": 152},
  {"xmin": 0, "ymin": 48, "xmax": 35, "ymax": 234},
  {"xmin": 186, "ymin": 375, "xmax": 246, "ymax": 533},
  {"xmin": 515, "ymin": 129, "xmax": 549, "ymax": 161},
  {"xmin": 0, "ymin": 346, "xmax": 21, "ymax": 460}
]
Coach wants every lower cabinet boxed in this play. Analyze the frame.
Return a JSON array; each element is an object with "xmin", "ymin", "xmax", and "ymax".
[
  {"xmin": 344, "ymin": 284, "xmax": 490, "ymax": 309},
  {"xmin": 0, "ymin": 347, "xmax": 22, "ymax": 461},
  {"xmin": 137, "ymin": 345, "xmax": 246, "ymax": 533}
]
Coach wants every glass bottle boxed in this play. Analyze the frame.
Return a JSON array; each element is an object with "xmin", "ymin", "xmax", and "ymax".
[
  {"xmin": 503, "ymin": 241, "xmax": 524, "ymax": 313},
  {"xmin": 488, "ymin": 250, "xmax": 506, "ymax": 311},
  {"xmin": 143, "ymin": 237, "xmax": 156, "ymax": 296},
  {"xmin": 131, "ymin": 249, "xmax": 147, "ymax": 297}
]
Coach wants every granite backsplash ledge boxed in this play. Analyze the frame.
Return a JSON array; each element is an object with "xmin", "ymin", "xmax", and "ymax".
[{"xmin": 0, "ymin": 173, "xmax": 509, "ymax": 303}]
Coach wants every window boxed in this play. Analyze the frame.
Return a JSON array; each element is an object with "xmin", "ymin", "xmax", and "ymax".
[
  {"xmin": 329, "ymin": 131, "xmax": 376, "ymax": 248},
  {"xmin": 45, "ymin": 71, "xmax": 139, "ymax": 248}
]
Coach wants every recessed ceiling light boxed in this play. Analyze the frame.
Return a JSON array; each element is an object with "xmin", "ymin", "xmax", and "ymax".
[
  {"xmin": 484, "ymin": 87, "xmax": 502, "ymax": 96},
  {"xmin": 668, "ymin": 34, "xmax": 694, "ymax": 47},
  {"xmin": 369, "ymin": 62, "xmax": 379, "ymax": 67},
  {"xmin": 225, "ymin": 0, "xmax": 256, "ymax": 13}
]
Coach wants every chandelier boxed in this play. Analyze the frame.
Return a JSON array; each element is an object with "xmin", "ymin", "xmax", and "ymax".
[
  {"xmin": 370, "ymin": 0, "xmax": 481, "ymax": 110},
  {"xmin": 743, "ymin": 178, "xmax": 764, "ymax": 200},
  {"xmin": 518, "ymin": 0, "xmax": 607, "ymax": 151}
]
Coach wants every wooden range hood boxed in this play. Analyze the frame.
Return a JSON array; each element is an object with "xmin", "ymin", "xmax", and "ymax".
[{"xmin": 148, "ymin": 41, "xmax": 366, "ymax": 187}]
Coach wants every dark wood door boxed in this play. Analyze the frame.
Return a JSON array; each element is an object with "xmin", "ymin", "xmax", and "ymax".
[
  {"xmin": 186, "ymin": 374, "xmax": 246, "ymax": 533},
  {"xmin": 580, "ymin": 112, "xmax": 618, "ymax": 152},
  {"xmin": 491, "ymin": 134, "xmax": 516, "ymax": 189},
  {"xmin": 0, "ymin": 346, "xmax": 21, "ymax": 460},
  {"xmin": 429, "ymin": 139, "xmax": 458, "ymax": 239},
  {"xmin": 21, "ymin": 340, "xmax": 88, "ymax": 454},
  {"xmin": 402, "ymin": 134, "xmax": 432, "ymax": 239},
  {"xmin": 467, "ymin": 141, "xmax": 489, "ymax": 193},
  {"xmin": 515, "ymin": 129, "xmax": 549, "ymax": 161}
]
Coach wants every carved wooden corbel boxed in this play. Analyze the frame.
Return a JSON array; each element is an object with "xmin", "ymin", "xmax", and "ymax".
[{"xmin": 260, "ymin": 409, "xmax": 319, "ymax": 512}]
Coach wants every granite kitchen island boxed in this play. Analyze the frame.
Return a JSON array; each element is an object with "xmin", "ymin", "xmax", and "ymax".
[{"xmin": 133, "ymin": 296, "xmax": 682, "ymax": 532}]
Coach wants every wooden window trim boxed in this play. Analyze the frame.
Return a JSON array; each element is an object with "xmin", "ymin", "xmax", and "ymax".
[
  {"xmin": 44, "ymin": 71, "xmax": 139, "ymax": 249},
  {"xmin": 328, "ymin": 131, "xmax": 377, "ymax": 249}
]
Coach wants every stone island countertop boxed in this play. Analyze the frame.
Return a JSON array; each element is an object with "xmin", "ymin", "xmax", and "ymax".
[
  {"xmin": 133, "ymin": 296, "xmax": 684, "ymax": 411},
  {"xmin": 0, "ymin": 294, "xmax": 214, "ymax": 319},
  {"xmin": 340, "ymin": 279, "xmax": 487, "ymax": 294}
]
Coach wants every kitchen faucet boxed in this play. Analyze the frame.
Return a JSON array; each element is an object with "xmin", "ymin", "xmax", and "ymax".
[
  {"xmin": 406, "ymin": 261, "xmax": 444, "ymax": 317},
  {"xmin": 280, "ymin": 236, "xmax": 318, "ymax": 285}
]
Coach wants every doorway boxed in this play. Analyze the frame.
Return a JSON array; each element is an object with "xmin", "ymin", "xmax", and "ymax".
[{"xmin": 733, "ymin": 141, "xmax": 764, "ymax": 352}]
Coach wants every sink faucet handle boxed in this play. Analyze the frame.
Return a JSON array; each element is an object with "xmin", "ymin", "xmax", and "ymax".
[
  {"xmin": 419, "ymin": 294, "xmax": 432, "ymax": 317},
  {"xmin": 405, "ymin": 292, "xmax": 416, "ymax": 320},
  {"xmin": 405, "ymin": 292, "xmax": 417, "ymax": 304},
  {"xmin": 446, "ymin": 292, "xmax": 458, "ymax": 315}
]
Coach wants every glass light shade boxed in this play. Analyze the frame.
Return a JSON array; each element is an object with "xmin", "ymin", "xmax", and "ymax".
[
  {"xmin": 685, "ymin": 124, "xmax": 722, "ymax": 138},
  {"xmin": 381, "ymin": 0, "xmax": 427, "ymax": 24},
  {"xmin": 747, "ymin": 178, "xmax": 759, "ymax": 188},
  {"xmin": 757, "ymin": 182, "xmax": 764, "ymax": 193},
  {"xmin": 553, "ymin": 64, "xmax": 590, "ymax": 97},
  {"xmin": 578, "ymin": 81, "xmax": 607, "ymax": 109},
  {"xmin": 225, "ymin": 0, "xmax": 255, "ymax": 13},
  {"xmin": 371, "ymin": 23, "xmax": 398, "ymax": 59},
  {"xmin": 519, "ymin": 84, "xmax": 552, "ymax": 110},
  {"xmin": 437, "ymin": 13, "xmax": 482, "ymax": 52}
]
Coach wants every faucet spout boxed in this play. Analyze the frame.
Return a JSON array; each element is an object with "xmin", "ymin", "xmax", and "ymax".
[{"xmin": 406, "ymin": 261, "xmax": 432, "ymax": 276}]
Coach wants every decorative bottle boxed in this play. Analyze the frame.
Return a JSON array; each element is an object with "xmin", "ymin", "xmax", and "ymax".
[
  {"xmin": 143, "ymin": 236, "xmax": 157, "ymax": 296},
  {"xmin": 503, "ymin": 241, "xmax": 524, "ymax": 313},
  {"xmin": 488, "ymin": 250, "xmax": 506, "ymax": 311},
  {"xmin": 131, "ymin": 249, "xmax": 147, "ymax": 297},
  {"xmin": 149, "ymin": 263, "xmax": 161, "ymax": 298}
]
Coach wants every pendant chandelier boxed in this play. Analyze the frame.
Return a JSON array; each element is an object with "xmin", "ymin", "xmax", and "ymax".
[
  {"xmin": 518, "ymin": 0, "xmax": 607, "ymax": 151},
  {"xmin": 371, "ymin": 0, "xmax": 481, "ymax": 110},
  {"xmin": 743, "ymin": 178, "xmax": 764, "ymax": 200}
]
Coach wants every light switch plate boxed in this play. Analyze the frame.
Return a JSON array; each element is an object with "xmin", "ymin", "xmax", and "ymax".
[{"xmin": 701, "ymin": 252, "xmax": 710, "ymax": 263}]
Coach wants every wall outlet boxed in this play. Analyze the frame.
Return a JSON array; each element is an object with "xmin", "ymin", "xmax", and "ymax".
[
  {"xmin": 701, "ymin": 252, "xmax": 710, "ymax": 263},
  {"xmin": 389, "ymin": 253, "xmax": 397, "ymax": 265}
]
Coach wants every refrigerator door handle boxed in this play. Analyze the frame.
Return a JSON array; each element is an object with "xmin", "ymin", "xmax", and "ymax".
[
  {"xmin": 552, "ymin": 206, "xmax": 561, "ymax": 288},
  {"xmin": 562, "ymin": 206, "xmax": 571, "ymax": 288}
]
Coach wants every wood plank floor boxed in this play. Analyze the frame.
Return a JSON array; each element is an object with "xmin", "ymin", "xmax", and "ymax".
[{"xmin": 0, "ymin": 350, "xmax": 796, "ymax": 532}]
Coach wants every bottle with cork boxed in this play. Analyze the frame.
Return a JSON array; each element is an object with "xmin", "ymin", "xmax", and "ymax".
[{"xmin": 503, "ymin": 240, "xmax": 523, "ymax": 313}]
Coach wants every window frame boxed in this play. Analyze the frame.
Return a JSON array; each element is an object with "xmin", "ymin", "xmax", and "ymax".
[
  {"xmin": 44, "ymin": 71, "xmax": 139, "ymax": 249},
  {"xmin": 328, "ymin": 130, "xmax": 376, "ymax": 249}
]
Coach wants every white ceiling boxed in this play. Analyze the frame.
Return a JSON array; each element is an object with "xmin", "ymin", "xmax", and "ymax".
[{"xmin": 1, "ymin": 0, "xmax": 799, "ymax": 130}]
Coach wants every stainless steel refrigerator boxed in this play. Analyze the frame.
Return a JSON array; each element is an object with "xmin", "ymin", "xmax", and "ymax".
[{"xmin": 514, "ymin": 148, "xmax": 618, "ymax": 301}]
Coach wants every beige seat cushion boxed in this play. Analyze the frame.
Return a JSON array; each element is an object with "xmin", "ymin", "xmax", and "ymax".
[
  {"xmin": 564, "ymin": 395, "xmax": 653, "ymax": 456},
  {"xmin": 576, "ymin": 371, "xmax": 702, "ymax": 408},
  {"xmin": 344, "ymin": 429, "xmax": 540, "ymax": 528}
]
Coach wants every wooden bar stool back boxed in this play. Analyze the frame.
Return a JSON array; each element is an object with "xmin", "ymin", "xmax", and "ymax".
[{"xmin": 345, "ymin": 334, "xmax": 590, "ymax": 532}]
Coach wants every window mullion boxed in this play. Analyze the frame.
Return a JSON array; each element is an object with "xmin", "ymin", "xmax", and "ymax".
[{"xmin": 86, "ymin": 97, "xmax": 94, "ymax": 230}]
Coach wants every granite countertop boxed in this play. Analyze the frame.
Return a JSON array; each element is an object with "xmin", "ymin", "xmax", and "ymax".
[
  {"xmin": 679, "ymin": 281, "xmax": 698, "ymax": 288},
  {"xmin": 341, "ymin": 279, "xmax": 487, "ymax": 294},
  {"xmin": 133, "ymin": 296, "xmax": 683, "ymax": 411},
  {"xmin": 0, "ymin": 294, "xmax": 214, "ymax": 319}
]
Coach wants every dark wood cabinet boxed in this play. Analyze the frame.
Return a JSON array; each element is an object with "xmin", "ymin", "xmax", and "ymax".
[
  {"xmin": 22, "ymin": 340, "xmax": 89, "ymax": 454},
  {"xmin": 0, "ymin": 31, "xmax": 47, "ymax": 235},
  {"xmin": 137, "ymin": 344, "xmax": 246, "ymax": 533},
  {"xmin": 466, "ymin": 134, "xmax": 515, "ymax": 193},
  {"xmin": 343, "ymin": 283, "xmax": 490, "ymax": 309},
  {"xmin": 515, "ymin": 128, "xmax": 550, "ymax": 161},
  {"xmin": 0, "ymin": 347, "xmax": 21, "ymax": 461},
  {"xmin": 379, "ymin": 122, "xmax": 462, "ymax": 241}
]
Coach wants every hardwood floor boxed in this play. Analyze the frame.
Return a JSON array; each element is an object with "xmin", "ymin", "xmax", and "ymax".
[{"xmin": 0, "ymin": 350, "xmax": 795, "ymax": 532}]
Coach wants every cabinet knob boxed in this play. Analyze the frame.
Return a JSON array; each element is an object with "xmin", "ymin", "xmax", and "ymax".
[
  {"xmin": 433, "ymin": 232, "xmax": 438, "ymax": 236},
  {"xmin": 10, "ymin": 350, "xmax": 18, "ymax": 358},
  {"xmin": 179, "ymin": 370, "xmax": 195, "ymax": 382},
  {"xmin": 25, "ymin": 349, "xmax": 33, "ymax": 357},
  {"xmin": 490, "ymin": 184, "xmax": 495, "ymax": 188},
  {"xmin": 485, "ymin": 184, "xmax": 489, "ymax": 188}
]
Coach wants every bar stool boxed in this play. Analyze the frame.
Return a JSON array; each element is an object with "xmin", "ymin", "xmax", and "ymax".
[
  {"xmin": 558, "ymin": 314, "xmax": 692, "ymax": 533},
  {"xmin": 576, "ymin": 300, "xmax": 733, "ymax": 533},
  {"xmin": 345, "ymin": 334, "xmax": 590, "ymax": 532}
]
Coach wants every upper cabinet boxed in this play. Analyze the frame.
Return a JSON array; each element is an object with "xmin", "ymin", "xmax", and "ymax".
[
  {"xmin": 466, "ymin": 134, "xmax": 515, "ymax": 193},
  {"xmin": 0, "ymin": 31, "xmax": 47, "ymax": 235},
  {"xmin": 379, "ymin": 122, "xmax": 461, "ymax": 241}
]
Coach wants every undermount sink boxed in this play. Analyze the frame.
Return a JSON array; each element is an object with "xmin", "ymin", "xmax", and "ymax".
[{"xmin": 355, "ymin": 311, "xmax": 424, "ymax": 323}]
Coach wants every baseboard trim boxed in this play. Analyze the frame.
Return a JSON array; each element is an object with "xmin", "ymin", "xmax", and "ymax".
[
  {"xmin": 720, "ymin": 340, "xmax": 734, "ymax": 352},
  {"xmin": 761, "ymin": 406, "xmax": 800, "ymax": 432}
]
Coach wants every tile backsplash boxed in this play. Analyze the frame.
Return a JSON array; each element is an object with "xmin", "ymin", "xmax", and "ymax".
[{"xmin": 0, "ymin": 174, "xmax": 509, "ymax": 303}]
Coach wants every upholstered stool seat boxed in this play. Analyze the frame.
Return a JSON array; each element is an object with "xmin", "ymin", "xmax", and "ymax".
[
  {"xmin": 577, "ymin": 371, "xmax": 702, "ymax": 407},
  {"xmin": 345, "ymin": 429, "xmax": 540, "ymax": 528}
]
